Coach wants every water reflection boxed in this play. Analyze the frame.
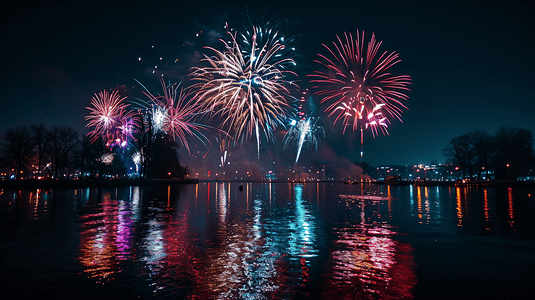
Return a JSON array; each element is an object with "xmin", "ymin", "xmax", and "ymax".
[
  {"xmin": 79, "ymin": 191, "xmax": 122, "ymax": 282},
  {"xmin": 292, "ymin": 185, "xmax": 316, "ymax": 254},
  {"xmin": 217, "ymin": 182, "xmax": 227, "ymax": 223},
  {"xmin": 143, "ymin": 218, "xmax": 165, "ymax": 267},
  {"xmin": 3, "ymin": 183, "xmax": 531, "ymax": 298},
  {"xmin": 507, "ymin": 188, "xmax": 514, "ymax": 226},
  {"xmin": 484, "ymin": 188, "xmax": 490, "ymax": 229},
  {"xmin": 456, "ymin": 187, "xmax": 464, "ymax": 226},
  {"xmin": 204, "ymin": 192, "xmax": 279, "ymax": 298},
  {"xmin": 200, "ymin": 183, "xmax": 323, "ymax": 298},
  {"xmin": 321, "ymin": 192, "xmax": 417, "ymax": 298},
  {"xmin": 451, "ymin": 186, "xmax": 518, "ymax": 231},
  {"xmin": 409, "ymin": 186, "xmax": 442, "ymax": 225},
  {"xmin": 75, "ymin": 184, "xmax": 416, "ymax": 298}
]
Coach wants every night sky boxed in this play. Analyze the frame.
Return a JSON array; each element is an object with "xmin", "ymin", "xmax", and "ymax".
[{"xmin": 1, "ymin": 0, "xmax": 534, "ymax": 167}]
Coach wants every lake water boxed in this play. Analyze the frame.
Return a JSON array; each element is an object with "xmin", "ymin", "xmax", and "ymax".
[{"xmin": 1, "ymin": 183, "xmax": 534, "ymax": 299}]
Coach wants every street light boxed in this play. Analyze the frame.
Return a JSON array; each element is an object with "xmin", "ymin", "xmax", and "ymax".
[{"xmin": 506, "ymin": 164, "xmax": 510, "ymax": 180}]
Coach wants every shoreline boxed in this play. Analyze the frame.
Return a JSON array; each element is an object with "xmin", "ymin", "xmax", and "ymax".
[
  {"xmin": 0, "ymin": 178, "xmax": 342, "ymax": 189},
  {"xmin": 0, "ymin": 178, "xmax": 199, "ymax": 189},
  {"xmin": 1, "ymin": 178, "xmax": 534, "ymax": 190}
]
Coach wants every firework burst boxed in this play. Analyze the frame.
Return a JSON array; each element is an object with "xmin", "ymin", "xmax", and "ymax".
[
  {"xmin": 310, "ymin": 30, "xmax": 411, "ymax": 134},
  {"xmin": 190, "ymin": 25, "xmax": 297, "ymax": 157},
  {"xmin": 85, "ymin": 89, "xmax": 134, "ymax": 145},
  {"xmin": 136, "ymin": 78, "xmax": 207, "ymax": 153},
  {"xmin": 100, "ymin": 153, "xmax": 114, "ymax": 165}
]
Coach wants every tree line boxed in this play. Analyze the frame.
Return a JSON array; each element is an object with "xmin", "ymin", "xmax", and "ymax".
[
  {"xmin": 443, "ymin": 127, "xmax": 535, "ymax": 180},
  {"xmin": 0, "ymin": 124, "xmax": 188, "ymax": 180}
]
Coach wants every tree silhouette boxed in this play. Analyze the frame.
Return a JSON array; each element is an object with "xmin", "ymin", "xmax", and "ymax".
[
  {"xmin": 0, "ymin": 127, "xmax": 34, "ymax": 179},
  {"xmin": 493, "ymin": 127, "xmax": 535, "ymax": 180},
  {"xmin": 147, "ymin": 134, "xmax": 182, "ymax": 179},
  {"xmin": 444, "ymin": 127, "xmax": 535, "ymax": 180},
  {"xmin": 44, "ymin": 125, "xmax": 79, "ymax": 179},
  {"xmin": 443, "ymin": 134, "xmax": 476, "ymax": 179},
  {"xmin": 31, "ymin": 123, "xmax": 48, "ymax": 178},
  {"xmin": 470, "ymin": 130, "xmax": 493, "ymax": 180}
]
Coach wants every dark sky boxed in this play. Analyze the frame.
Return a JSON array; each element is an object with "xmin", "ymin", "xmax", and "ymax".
[{"xmin": 1, "ymin": 0, "xmax": 534, "ymax": 166}]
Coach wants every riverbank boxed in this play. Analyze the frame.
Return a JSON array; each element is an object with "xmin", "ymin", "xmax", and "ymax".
[
  {"xmin": 2, "ymin": 178, "xmax": 534, "ymax": 189},
  {"xmin": 0, "ymin": 178, "xmax": 199, "ymax": 189},
  {"xmin": 368, "ymin": 180, "xmax": 535, "ymax": 188},
  {"xmin": 453, "ymin": 180, "xmax": 535, "ymax": 188}
]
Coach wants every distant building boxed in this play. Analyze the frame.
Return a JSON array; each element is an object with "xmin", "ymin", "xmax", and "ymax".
[{"xmin": 374, "ymin": 163, "xmax": 457, "ymax": 181}]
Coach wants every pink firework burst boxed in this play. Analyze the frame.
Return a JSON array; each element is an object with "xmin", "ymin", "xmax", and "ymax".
[
  {"xmin": 141, "ymin": 78, "xmax": 206, "ymax": 153},
  {"xmin": 85, "ymin": 89, "xmax": 133, "ymax": 144},
  {"xmin": 310, "ymin": 30, "xmax": 411, "ymax": 135}
]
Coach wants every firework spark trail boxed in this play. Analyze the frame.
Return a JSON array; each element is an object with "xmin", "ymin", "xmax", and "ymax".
[
  {"xmin": 85, "ymin": 89, "xmax": 135, "ymax": 145},
  {"xmin": 310, "ymin": 30, "xmax": 411, "ymax": 135},
  {"xmin": 190, "ymin": 25, "xmax": 297, "ymax": 158},
  {"xmin": 135, "ymin": 78, "xmax": 208, "ymax": 153},
  {"xmin": 295, "ymin": 119, "xmax": 311, "ymax": 164},
  {"xmin": 284, "ymin": 117, "xmax": 324, "ymax": 164},
  {"xmin": 132, "ymin": 151, "xmax": 141, "ymax": 173}
]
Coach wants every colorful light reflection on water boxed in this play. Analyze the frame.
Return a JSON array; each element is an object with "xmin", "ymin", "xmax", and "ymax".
[
  {"xmin": 72, "ymin": 183, "xmax": 417, "ymax": 298},
  {"xmin": 1, "ymin": 183, "xmax": 533, "ymax": 299}
]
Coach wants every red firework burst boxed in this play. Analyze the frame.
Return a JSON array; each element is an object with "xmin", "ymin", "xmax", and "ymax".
[{"xmin": 310, "ymin": 30, "xmax": 411, "ymax": 134}]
